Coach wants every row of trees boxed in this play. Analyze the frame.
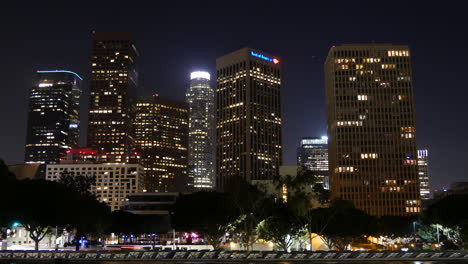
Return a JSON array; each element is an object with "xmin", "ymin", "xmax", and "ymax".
[
  {"xmin": 173, "ymin": 168, "xmax": 412, "ymax": 251},
  {"xmin": 0, "ymin": 160, "xmax": 111, "ymax": 250},
  {"xmin": 4, "ymin": 158, "xmax": 468, "ymax": 251}
]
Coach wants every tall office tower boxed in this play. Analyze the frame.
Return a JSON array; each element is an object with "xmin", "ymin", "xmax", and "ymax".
[
  {"xmin": 186, "ymin": 71, "xmax": 215, "ymax": 189},
  {"xmin": 418, "ymin": 149, "xmax": 430, "ymax": 200},
  {"xmin": 297, "ymin": 136, "xmax": 329, "ymax": 189},
  {"xmin": 216, "ymin": 48, "xmax": 282, "ymax": 190},
  {"xmin": 87, "ymin": 32, "xmax": 138, "ymax": 162},
  {"xmin": 325, "ymin": 44, "xmax": 421, "ymax": 216},
  {"xmin": 134, "ymin": 95, "xmax": 189, "ymax": 192},
  {"xmin": 25, "ymin": 70, "xmax": 82, "ymax": 167}
]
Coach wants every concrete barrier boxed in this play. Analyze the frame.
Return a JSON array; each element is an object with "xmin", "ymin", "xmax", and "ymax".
[{"xmin": 1, "ymin": 250, "xmax": 468, "ymax": 261}]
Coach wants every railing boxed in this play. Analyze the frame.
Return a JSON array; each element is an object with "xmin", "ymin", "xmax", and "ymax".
[{"xmin": 1, "ymin": 250, "xmax": 468, "ymax": 261}]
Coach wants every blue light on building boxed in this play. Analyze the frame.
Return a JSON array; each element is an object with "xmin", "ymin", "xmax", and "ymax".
[
  {"xmin": 250, "ymin": 51, "xmax": 279, "ymax": 64},
  {"xmin": 37, "ymin": 70, "xmax": 83, "ymax": 80}
]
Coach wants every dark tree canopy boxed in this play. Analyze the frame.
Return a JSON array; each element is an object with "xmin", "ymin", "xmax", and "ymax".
[
  {"xmin": 424, "ymin": 194, "xmax": 468, "ymax": 227},
  {"xmin": 173, "ymin": 191, "xmax": 238, "ymax": 249},
  {"xmin": 256, "ymin": 203, "xmax": 304, "ymax": 251},
  {"xmin": 309, "ymin": 199, "xmax": 377, "ymax": 250},
  {"xmin": 377, "ymin": 215, "xmax": 415, "ymax": 237},
  {"xmin": 0, "ymin": 161, "xmax": 110, "ymax": 250}
]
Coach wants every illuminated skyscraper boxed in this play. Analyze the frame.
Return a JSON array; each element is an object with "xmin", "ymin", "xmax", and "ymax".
[
  {"xmin": 87, "ymin": 32, "xmax": 138, "ymax": 162},
  {"xmin": 297, "ymin": 137, "xmax": 329, "ymax": 189},
  {"xmin": 134, "ymin": 95, "xmax": 189, "ymax": 192},
  {"xmin": 25, "ymin": 70, "xmax": 82, "ymax": 166},
  {"xmin": 418, "ymin": 149, "xmax": 430, "ymax": 200},
  {"xmin": 186, "ymin": 71, "xmax": 215, "ymax": 189},
  {"xmin": 325, "ymin": 44, "xmax": 420, "ymax": 216},
  {"xmin": 216, "ymin": 48, "xmax": 282, "ymax": 190}
]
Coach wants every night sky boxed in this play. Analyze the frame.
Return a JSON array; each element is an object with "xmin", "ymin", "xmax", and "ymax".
[{"xmin": 1, "ymin": 2, "xmax": 466, "ymax": 190}]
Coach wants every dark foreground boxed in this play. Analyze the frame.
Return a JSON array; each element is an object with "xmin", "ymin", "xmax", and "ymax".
[{"xmin": 0, "ymin": 261, "xmax": 466, "ymax": 264}]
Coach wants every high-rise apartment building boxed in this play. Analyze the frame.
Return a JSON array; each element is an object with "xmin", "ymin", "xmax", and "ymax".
[
  {"xmin": 418, "ymin": 149, "xmax": 430, "ymax": 200},
  {"xmin": 297, "ymin": 137, "xmax": 329, "ymax": 189},
  {"xmin": 87, "ymin": 32, "xmax": 138, "ymax": 162},
  {"xmin": 134, "ymin": 95, "xmax": 189, "ymax": 192},
  {"xmin": 216, "ymin": 48, "xmax": 282, "ymax": 190},
  {"xmin": 186, "ymin": 71, "xmax": 215, "ymax": 189},
  {"xmin": 325, "ymin": 44, "xmax": 420, "ymax": 216},
  {"xmin": 25, "ymin": 70, "xmax": 82, "ymax": 166}
]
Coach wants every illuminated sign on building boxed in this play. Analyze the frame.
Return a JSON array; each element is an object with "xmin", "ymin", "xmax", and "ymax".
[{"xmin": 250, "ymin": 51, "xmax": 279, "ymax": 64}]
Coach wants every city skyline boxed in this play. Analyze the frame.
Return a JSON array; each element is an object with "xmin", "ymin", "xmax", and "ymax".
[{"xmin": 0, "ymin": 2, "xmax": 466, "ymax": 190}]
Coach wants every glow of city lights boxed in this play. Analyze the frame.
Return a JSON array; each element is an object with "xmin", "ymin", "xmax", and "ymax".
[
  {"xmin": 190, "ymin": 71, "xmax": 210, "ymax": 80},
  {"xmin": 38, "ymin": 83, "xmax": 53, "ymax": 87}
]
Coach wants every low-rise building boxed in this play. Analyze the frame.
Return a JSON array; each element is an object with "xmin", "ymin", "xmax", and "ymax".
[
  {"xmin": 122, "ymin": 192, "xmax": 179, "ymax": 215},
  {"xmin": 46, "ymin": 163, "xmax": 144, "ymax": 211}
]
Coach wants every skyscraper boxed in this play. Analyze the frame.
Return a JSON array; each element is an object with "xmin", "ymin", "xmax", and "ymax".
[
  {"xmin": 216, "ymin": 48, "xmax": 282, "ymax": 190},
  {"xmin": 134, "ymin": 95, "xmax": 189, "ymax": 192},
  {"xmin": 325, "ymin": 44, "xmax": 421, "ymax": 216},
  {"xmin": 87, "ymin": 32, "xmax": 138, "ymax": 162},
  {"xmin": 186, "ymin": 71, "xmax": 215, "ymax": 189},
  {"xmin": 25, "ymin": 70, "xmax": 82, "ymax": 166},
  {"xmin": 297, "ymin": 137, "xmax": 329, "ymax": 189},
  {"xmin": 418, "ymin": 149, "xmax": 430, "ymax": 200}
]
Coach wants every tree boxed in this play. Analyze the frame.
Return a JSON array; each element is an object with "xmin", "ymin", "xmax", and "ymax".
[
  {"xmin": 1, "ymin": 165, "xmax": 110, "ymax": 251},
  {"xmin": 377, "ymin": 215, "xmax": 415, "ymax": 238},
  {"xmin": 57, "ymin": 170, "xmax": 109, "ymax": 250},
  {"xmin": 273, "ymin": 166, "xmax": 324, "ymax": 249},
  {"xmin": 256, "ymin": 204, "xmax": 305, "ymax": 251},
  {"xmin": 13, "ymin": 180, "xmax": 72, "ymax": 251},
  {"xmin": 173, "ymin": 191, "xmax": 238, "ymax": 250},
  {"xmin": 58, "ymin": 170, "xmax": 96, "ymax": 197},
  {"xmin": 0, "ymin": 159, "xmax": 17, "ymax": 239},
  {"xmin": 417, "ymin": 224, "xmax": 438, "ymax": 243},
  {"xmin": 309, "ymin": 199, "xmax": 377, "ymax": 250},
  {"xmin": 421, "ymin": 194, "xmax": 468, "ymax": 248},
  {"xmin": 225, "ymin": 180, "xmax": 274, "ymax": 251}
]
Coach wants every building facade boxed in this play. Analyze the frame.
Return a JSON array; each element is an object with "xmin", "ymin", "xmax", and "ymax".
[
  {"xmin": 216, "ymin": 48, "xmax": 282, "ymax": 190},
  {"xmin": 325, "ymin": 44, "xmax": 420, "ymax": 216},
  {"xmin": 297, "ymin": 137, "xmax": 329, "ymax": 189},
  {"xmin": 134, "ymin": 95, "xmax": 189, "ymax": 192},
  {"xmin": 25, "ymin": 70, "xmax": 82, "ymax": 167},
  {"xmin": 87, "ymin": 32, "xmax": 138, "ymax": 162},
  {"xmin": 186, "ymin": 71, "xmax": 215, "ymax": 189},
  {"xmin": 46, "ymin": 163, "xmax": 144, "ymax": 211},
  {"xmin": 418, "ymin": 149, "xmax": 430, "ymax": 200}
]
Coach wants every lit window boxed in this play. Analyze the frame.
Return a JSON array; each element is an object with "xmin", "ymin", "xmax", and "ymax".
[{"xmin": 357, "ymin": 95, "xmax": 368, "ymax": 101}]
